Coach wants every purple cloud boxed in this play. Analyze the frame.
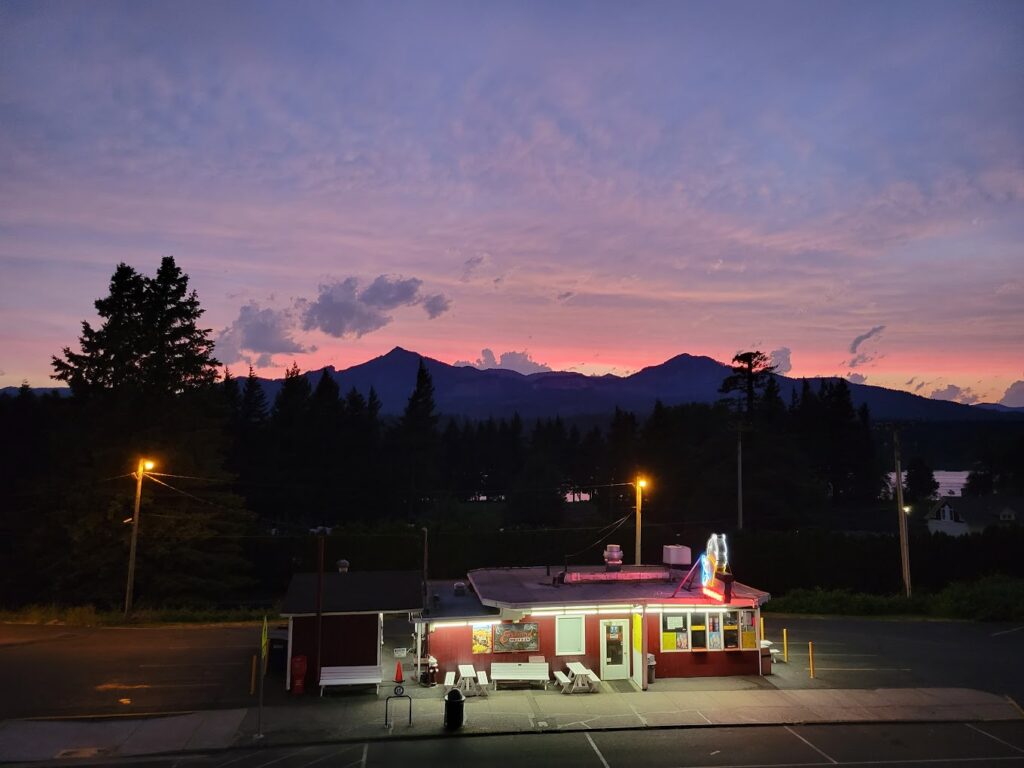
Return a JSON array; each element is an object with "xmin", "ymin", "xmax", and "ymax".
[
  {"xmin": 769, "ymin": 347, "xmax": 792, "ymax": 374},
  {"xmin": 848, "ymin": 373, "xmax": 868, "ymax": 384},
  {"xmin": 1000, "ymin": 380, "xmax": 1024, "ymax": 407},
  {"xmin": 454, "ymin": 348, "xmax": 552, "ymax": 375},
  {"xmin": 301, "ymin": 275, "xmax": 450, "ymax": 338},
  {"xmin": 930, "ymin": 383, "xmax": 980, "ymax": 405},
  {"xmin": 216, "ymin": 302, "xmax": 308, "ymax": 365}
]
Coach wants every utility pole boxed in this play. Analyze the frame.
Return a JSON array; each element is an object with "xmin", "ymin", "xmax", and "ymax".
[
  {"xmin": 421, "ymin": 527, "xmax": 429, "ymax": 597},
  {"xmin": 737, "ymin": 428, "xmax": 744, "ymax": 530},
  {"xmin": 314, "ymin": 533, "xmax": 325, "ymax": 681},
  {"xmin": 124, "ymin": 458, "xmax": 154, "ymax": 617},
  {"xmin": 634, "ymin": 476, "xmax": 647, "ymax": 565},
  {"xmin": 893, "ymin": 431, "xmax": 912, "ymax": 597}
]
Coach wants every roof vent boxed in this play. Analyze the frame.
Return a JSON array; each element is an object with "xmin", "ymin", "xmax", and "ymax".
[
  {"xmin": 662, "ymin": 545, "xmax": 691, "ymax": 567},
  {"xmin": 453, "ymin": 581, "xmax": 467, "ymax": 596},
  {"xmin": 336, "ymin": 559, "xmax": 350, "ymax": 573},
  {"xmin": 603, "ymin": 544, "xmax": 623, "ymax": 572}
]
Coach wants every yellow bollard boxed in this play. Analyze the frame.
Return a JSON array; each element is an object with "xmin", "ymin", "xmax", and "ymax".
[
  {"xmin": 760, "ymin": 615, "xmax": 765, "ymax": 641},
  {"xmin": 783, "ymin": 628, "xmax": 789, "ymax": 663},
  {"xmin": 808, "ymin": 641, "xmax": 815, "ymax": 679},
  {"xmin": 250, "ymin": 654, "xmax": 257, "ymax": 695}
]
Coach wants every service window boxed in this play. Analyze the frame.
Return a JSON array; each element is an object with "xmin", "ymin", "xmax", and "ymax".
[
  {"xmin": 723, "ymin": 610, "xmax": 739, "ymax": 649},
  {"xmin": 661, "ymin": 612, "xmax": 689, "ymax": 651},
  {"xmin": 555, "ymin": 615, "xmax": 586, "ymax": 655},
  {"xmin": 707, "ymin": 612, "xmax": 723, "ymax": 650},
  {"xmin": 690, "ymin": 611, "xmax": 707, "ymax": 649},
  {"xmin": 740, "ymin": 610, "xmax": 757, "ymax": 649}
]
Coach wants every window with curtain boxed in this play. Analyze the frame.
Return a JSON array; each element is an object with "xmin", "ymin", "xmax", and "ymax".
[{"xmin": 555, "ymin": 615, "xmax": 586, "ymax": 655}]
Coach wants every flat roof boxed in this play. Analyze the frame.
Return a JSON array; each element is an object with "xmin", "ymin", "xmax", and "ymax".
[
  {"xmin": 418, "ymin": 579, "xmax": 501, "ymax": 622},
  {"xmin": 468, "ymin": 565, "xmax": 770, "ymax": 609},
  {"xmin": 281, "ymin": 570, "xmax": 423, "ymax": 616}
]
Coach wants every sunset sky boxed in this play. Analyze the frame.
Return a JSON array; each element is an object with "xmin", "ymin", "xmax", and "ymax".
[{"xmin": 2, "ymin": 1, "xmax": 1022, "ymax": 405}]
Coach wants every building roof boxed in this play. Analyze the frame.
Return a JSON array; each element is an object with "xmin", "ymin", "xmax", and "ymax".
[
  {"xmin": 418, "ymin": 579, "xmax": 501, "ymax": 622},
  {"xmin": 468, "ymin": 565, "xmax": 770, "ymax": 609},
  {"xmin": 281, "ymin": 570, "xmax": 423, "ymax": 616},
  {"xmin": 927, "ymin": 496, "xmax": 1022, "ymax": 531}
]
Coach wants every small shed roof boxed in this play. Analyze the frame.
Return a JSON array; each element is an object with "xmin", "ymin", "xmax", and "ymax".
[
  {"xmin": 281, "ymin": 570, "xmax": 423, "ymax": 616},
  {"xmin": 469, "ymin": 565, "xmax": 770, "ymax": 609},
  {"xmin": 417, "ymin": 579, "xmax": 501, "ymax": 623}
]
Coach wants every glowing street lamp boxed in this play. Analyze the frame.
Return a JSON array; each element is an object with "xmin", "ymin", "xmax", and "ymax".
[
  {"xmin": 635, "ymin": 476, "xmax": 648, "ymax": 566},
  {"xmin": 124, "ymin": 458, "xmax": 155, "ymax": 616}
]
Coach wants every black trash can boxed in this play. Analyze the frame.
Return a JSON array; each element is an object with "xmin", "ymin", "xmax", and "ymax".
[
  {"xmin": 443, "ymin": 688, "xmax": 466, "ymax": 730},
  {"xmin": 647, "ymin": 653, "xmax": 657, "ymax": 684}
]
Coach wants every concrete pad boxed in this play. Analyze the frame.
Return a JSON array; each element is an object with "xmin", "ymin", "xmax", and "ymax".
[{"xmin": 0, "ymin": 719, "xmax": 140, "ymax": 762}]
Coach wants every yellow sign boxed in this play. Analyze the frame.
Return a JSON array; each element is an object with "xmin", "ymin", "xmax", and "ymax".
[
  {"xmin": 260, "ymin": 616, "xmax": 268, "ymax": 660},
  {"xmin": 632, "ymin": 612, "xmax": 643, "ymax": 654}
]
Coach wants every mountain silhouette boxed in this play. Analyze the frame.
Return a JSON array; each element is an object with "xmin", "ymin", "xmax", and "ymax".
[{"xmin": 6, "ymin": 347, "xmax": 1016, "ymax": 421}]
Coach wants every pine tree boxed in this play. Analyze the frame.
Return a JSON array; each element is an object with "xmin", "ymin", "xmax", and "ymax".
[
  {"xmin": 51, "ymin": 257, "xmax": 218, "ymax": 397},
  {"xmin": 719, "ymin": 350, "xmax": 777, "ymax": 417}
]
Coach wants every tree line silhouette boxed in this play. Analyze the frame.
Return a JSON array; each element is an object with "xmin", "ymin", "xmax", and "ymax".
[{"xmin": 1, "ymin": 258, "xmax": 1021, "ymax": 608}]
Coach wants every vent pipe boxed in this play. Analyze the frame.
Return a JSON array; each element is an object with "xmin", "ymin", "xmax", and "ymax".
[
  {"xmin": 336, "ymin": 559, "xmax": 350, "ymax": 573},
  {"xmin": 603, "ymin": 544, "xmax": 623, "ymax": 572}
]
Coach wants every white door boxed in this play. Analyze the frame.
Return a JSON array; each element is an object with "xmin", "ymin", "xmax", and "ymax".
[{"xmin": 600, "ymin": 619, "xmax": 630, "ymax": 680}]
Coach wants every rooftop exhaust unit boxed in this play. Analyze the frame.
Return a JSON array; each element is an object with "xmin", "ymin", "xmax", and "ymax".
[
  {"xmin": 662, "ymin": 545, "xmax": 691, "ymax": 567},
  {"xmin": 603, "ymin": 544, "xmax": 623, "ymax": 572},
  {"xmin": 336, "ymin": 559, "xmax": 350, "ymax": 573},
  {"xmin": 453, "ymin": 581, "xmax": 467, "ymax": 596}
]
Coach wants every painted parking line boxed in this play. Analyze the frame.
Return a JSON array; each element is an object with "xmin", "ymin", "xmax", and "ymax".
[
  {"xmin": 586, "ymin": 732, "xmax": 611, "ymax": 768},
  {"xmin": 992, "ymin": 626, "xmax": 1024, "ymax": 637},
  {"xmin": 966, "ymin": 723, "xmax": 1024, "ymax": 754},
  {"xmin": 786, "ymin": 725, "xmax": 837, "ymax": 764},
  {"xmin": 301, "ymin": 743, "xmax": 366, "ymax": 768},
  {"xmin": 249, "ymin": 746, "xmax": 315, "ymax": 768},
  {"xmin": 801, "ymin": 668, "xmax": 912, "ymax": 672}
]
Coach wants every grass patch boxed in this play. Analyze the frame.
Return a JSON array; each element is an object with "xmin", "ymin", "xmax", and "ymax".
[{"xmin": 764, "ymin": 576, "xmax": 1024, "ymax": 621}]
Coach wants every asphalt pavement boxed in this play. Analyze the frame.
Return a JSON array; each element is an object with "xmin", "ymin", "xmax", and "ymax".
[{"xmin": 1, "ymin": 617, "xmax": 1023, "ymax": 765}]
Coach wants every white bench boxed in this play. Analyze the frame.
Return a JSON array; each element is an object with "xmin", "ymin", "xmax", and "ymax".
[
  {"xmin": 490, "ymin": 662, "xmax": 550, "ymax": 690},
  {"xmin": 552, "ymin": 669, "xmax": 573, "ymax": 693},
  {"xmin": 319, "ymin": 665, "xmax": 382, "ymax": 696}
]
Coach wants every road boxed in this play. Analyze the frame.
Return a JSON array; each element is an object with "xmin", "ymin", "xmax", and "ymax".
[
  {"xmin": 0, "ymin": 616, "xmax": 1022, "ymax": 719},
  {"xmin": 763, "ymin": 616, "xmax": 1024, "ymax": 703},
  {"xmin": 41, "ymin": 722, "xmax": 1024, "ymax": 768}
]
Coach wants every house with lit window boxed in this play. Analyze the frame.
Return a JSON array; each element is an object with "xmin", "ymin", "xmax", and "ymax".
[
  {"xmin": 927, "ymin": 496, "xmax": 1022, "ymax": 537},
  {"xmin": 413, "ymin": 539, "xmax": 771, "ymax": 690}
]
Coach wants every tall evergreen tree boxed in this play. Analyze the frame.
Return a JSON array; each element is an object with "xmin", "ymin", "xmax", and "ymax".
[
  {"xmin": 719, "ymin": 351, "xmax": 777, "ymax": 416},
  {"xmin": 51, "ymin": 257, "xmax": 218, "ymax": 397}
]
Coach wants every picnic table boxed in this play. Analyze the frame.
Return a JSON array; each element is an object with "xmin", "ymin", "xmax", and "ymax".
[
  {"xmin": 490, "ymin": 661, "xmax": 550, "ymax": 690},
  {"xmin": 457, "ymin": 664, "xmax": 487, "ymax": 696},
  {"xmin": 562, "ymin": 661, "xmax": 601, "ymax": 693}
]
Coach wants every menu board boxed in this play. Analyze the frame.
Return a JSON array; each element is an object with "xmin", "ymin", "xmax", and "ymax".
[{"xmin": 492, "ymin": 622, "xmax": 540, "ymax": 653}]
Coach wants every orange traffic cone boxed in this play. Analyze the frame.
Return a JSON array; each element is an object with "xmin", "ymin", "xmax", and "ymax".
[{"xmin": 394, "ymin": 660, "xmax": 404, "ymax": 683}]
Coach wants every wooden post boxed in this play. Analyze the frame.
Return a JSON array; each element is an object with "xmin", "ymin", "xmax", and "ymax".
[
  {"xmin": 808, "ymin": 641, "xmax": 815, "ymax": 679},
  {"xmin": 783, "ymin": 628, "xmax": 789, "ymax": 663}
]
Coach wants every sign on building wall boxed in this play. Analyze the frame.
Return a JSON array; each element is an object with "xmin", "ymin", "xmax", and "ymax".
[
  {"xmin": 472, "ymin": 624, "xmax": 493, "ymax": 654},
  {"xmin": 492, "ymin": 622, "xmax": 540, "ymax": 653}
]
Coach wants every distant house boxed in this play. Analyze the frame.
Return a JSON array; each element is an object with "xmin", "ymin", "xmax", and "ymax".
[{"xmin": 926, "ymin": 496, "xmax": 1022, "ymax": 536}]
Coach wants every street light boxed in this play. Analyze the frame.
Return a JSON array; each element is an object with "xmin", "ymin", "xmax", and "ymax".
[
  {"xmin": 124, "ymin": 458, "xmax": 155, "ymax": 616},
  {"xmin": 634, "ymin": 476, "xmax": 648, "ymax": 566}
]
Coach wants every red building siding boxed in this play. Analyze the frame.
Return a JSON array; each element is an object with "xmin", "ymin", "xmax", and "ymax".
[
  {"xmin": 291, "ymin": 613, "xmax": 378, "ymax": 669},
  {"xmin": 426, "ymin": 615, "xmax": 612, "ymax": 678},
  {"xmin": 427, "ymin": 612, "xmax": 759, "ymax": 680}
]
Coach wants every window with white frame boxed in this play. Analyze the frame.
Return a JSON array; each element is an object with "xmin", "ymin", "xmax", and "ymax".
[{"xmin": 555, "ymin": 614, "xmax": 586, "ymax": 655}]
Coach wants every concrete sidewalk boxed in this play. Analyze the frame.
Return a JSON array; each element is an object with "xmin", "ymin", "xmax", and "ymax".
[{"xmin": 1, "ymin": 683, "xmax": 1021, "ymax": 762}]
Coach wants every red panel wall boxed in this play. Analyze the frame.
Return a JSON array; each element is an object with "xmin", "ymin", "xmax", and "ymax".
[
  {"xmin": 291, "ymin": 613, "xmax": 378, "ymax": 669},
  {"xmin": 426, "ymin": 615, "xmax": 609, "ymax": 678},
  {"xmin": 644, "ymin": 613, "xmax": 759, "ymax": 677},
  {"xmin": 427, "ymin": 613, "xmax": 759, "ymax": 680}
]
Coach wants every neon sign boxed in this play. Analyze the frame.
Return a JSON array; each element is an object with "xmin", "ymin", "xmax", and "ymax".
[{"xmin": 699, "ymin": 533, "xmax": 733, "ymax": 603}]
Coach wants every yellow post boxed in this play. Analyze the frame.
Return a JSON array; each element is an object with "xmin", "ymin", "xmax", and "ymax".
[
  {"xmin": 783, "ymin": 628, "xmax": 789, "ymax": 663},
  {"xmin": 808, "ymin": 641, "xmax": 815, "ymax": 679},
  {"xmin": 250, "ymin": 654, "xmax": 257, "ymax": 695},
  {"xmin": 760, "ymin": 615, "xmax": 765, "ymax": 641}
]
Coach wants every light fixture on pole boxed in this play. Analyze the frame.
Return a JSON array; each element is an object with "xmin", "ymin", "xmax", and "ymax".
[
  {"xmin": 634, "ymin": 476, "xmax": 648, "ymax": 566},
  {"xmin": 124, "ymin": 458, "xmax": 155, "ymax": 617}
]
